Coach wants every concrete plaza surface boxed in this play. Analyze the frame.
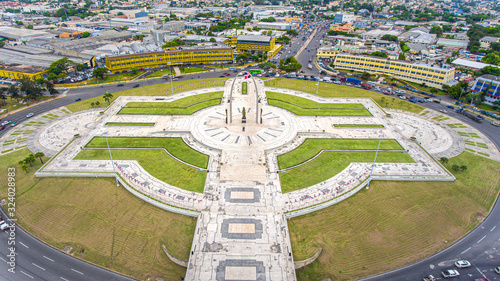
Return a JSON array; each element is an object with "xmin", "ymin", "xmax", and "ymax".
[{"xmin": 7, "ymin": 75, "xmax": 497, "ymax": 280}]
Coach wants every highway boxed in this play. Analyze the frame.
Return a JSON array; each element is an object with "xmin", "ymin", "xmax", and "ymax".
[{"xmin": 1, "ymin": 27, "xmax": 500, "ymax": 280}]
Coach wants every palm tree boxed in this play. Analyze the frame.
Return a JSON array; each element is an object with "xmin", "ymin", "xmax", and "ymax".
[
  {"xmin": 90, "ymin": 102, "xmax": 95, "ymax": 108},
  {"xmin": 18, "ymin": 160, "xmax": 25, "ymax": 166},
  {"xmin": 460, "ymin": 165, "xmax": 468, "ymax": 172},
  {"xmin": 451, "ymin": 164, "xmax": 460, "ymax": 172},
  {"xmin": 34, "ymin": 152, "xmax": 45, "ymax": 164},
  {"xmin": 21, "ymin": 164, "xmax": 29, "ymax": 173},
  {"xmin": 103, "ymin": 92, "xmax": 113, "ymax": 105},
  {"xmin": 25, "ymin": 154, "xmax": 35, "ymax": 167}
]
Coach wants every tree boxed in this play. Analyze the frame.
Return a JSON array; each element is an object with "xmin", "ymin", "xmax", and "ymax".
[
  {"xmin": 90, "ymin": 102, "xmax": 95, "ymax": 108},
  {"xmin": 93, "ymin": 68, "xmax": 107, "ymax": 80},
  {"xmin": 430, "ymin": 88, "xmax": 438, "ymax": 94},
  {"xmin": 381, "ymin": 34, "xmax": 398, "ymax": 42},
  {"xmin": 451, "ymin": 164, "xmax": 460, "ymax": 172},
  {"xmin": 430, "ymin": 25, "xmax": 443, "ymax": 37},
  {"xmin": 7, "ymin": 85, "xmax": 20, "ymax": 101},
  {"xmin": 369, "ymin": 51, "xmax": 388, "ymax": 58},
  {"xmin": 259, "ymin": 62, "xmax": 276, "ymax": 70},
  {"xmin": 34, "ymin": 152, "xmax": 45, "ymax": 164},
  {"xmin": 0, "ymin": 88, "xmax": 6, "ymax": 106},
  {"xmin": 103, "ymin": 92, "xmax": 113, "ymax": 105},
  {"xmin": 0, "ymin": 41, "xmax": 5, "ymax": 48},
  {"xmin": 278, "ymin": 56, "xmax": 302, "ymax": 72},
  {"xmin": 130, "ymin": 66, "xmax": 138, "ymax": 74},
  {"xmin": 21, "ymin": 164, "xmax": 29, "ymax": 173},
  {"xmin": 81, "ymin": 31, "xmax": 91, "ymax": 38},
  {"xmin": 361, "ymin": 72, "xmax": 370, "ymax": 80},
  {"xmin": 398, "ymin": 53, "xmax": 406, "ymax": 60},
  {"xmin": 95, "ymin": 101, "xmax": 100, "ymax": 107},
  {"xmin": 27, "ymin": 25, "xmax": 33, "ymax": 29},
  {"xmin": 460, "ymin": 165, "xmax": 468, "ymax": 172},
  {"xmin": 236, "ymin": 52, "xmax": 250, "ymax": 63},
  {"xmin": 18, "ymin": 160, "xmax": 25, "ymax": 166},
  {"xmin": 19, "ymin": 77, "xmax": 43, "ymax": 103},
  {"xmin": 440, "ymin": 157, "xmax": 449, "ymax": 164},
  {"xmin": 286, "ymin": 29, "xmax": 298, "ymax": 36},
  {"xmin": 117, "ymin": 12, "xmax": 124, "ymax": 15},
  {"xmin": 209, "ymin": 37, "xmax": 216, "ymax": 43}
]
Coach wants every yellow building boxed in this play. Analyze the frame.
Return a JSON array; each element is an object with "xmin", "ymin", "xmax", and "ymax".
[
  {"xmin": 225, "ymin": 35, "xmax": 281, "ymax": 59},
  {"xmin": 105, "ymin": 47, "xmax": 234, "ymax": 73},
  {"xmin": 0, "ymin": 64, "xmax": 48, "ymax": 80},
  {"xmin": 328, "ymin": 53, "xmax": 455, "ymax": 89}
]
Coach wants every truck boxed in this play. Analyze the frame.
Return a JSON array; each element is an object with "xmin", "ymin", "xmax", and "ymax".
[
  {"xmin": 456, "ymin": 108, "xmax": 483, "ymax": 123},
  {"xmin": 345, "ymin": 77, "xmax": 361, "ymax": 84},
  {"xmin": 361, "ymin": 83, "xmax": 371, "ymax": 89}
]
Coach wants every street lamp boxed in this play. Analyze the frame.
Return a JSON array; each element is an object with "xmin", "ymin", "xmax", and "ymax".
[
  {"xmin": 168, "ymin": 62, "xmax": 174, "ymax": 95},
  {"xmin": 367, "ymin": 134, "xmax": 384, "ymax": 190},
  {"xmin": 103, "ymin": 132, "xmax": 119, "ymax": 187}
]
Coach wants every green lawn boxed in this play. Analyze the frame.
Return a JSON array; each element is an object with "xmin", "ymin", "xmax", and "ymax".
[
  {"xmin": 278, "ymin": 138, "xmax": 404, "ymax": 169},
  {"xmin": 105, "ymin": 122, "xmax": 156, "ymax": 126},
  {"xmin": 85, "ymin": 137, "xmax": 209, "ymax": 168},
  {"xmin": 0, "ymin": 149, "xmax": 195, "ymax": 280},
  {"xmin": 265, "ymin": 79, "xmax": 424, "ymax": 114},
  {"xmin": 65, "ymin": 78, "xmax": 228, "ymax": 112},
  {"xmin": 290, "ymin": 152, "xmax": 500, "ymax": 280},
  {"xmin": 266, "ymin": 92, "xmax": 371, "ymax": 116},
  {"xmin": 147, "ymin": 69, "xmax": 175, "ymax": 78},
  {"xmin": 119, "ymin": 91, "xmax": 223, "ymax": 115},
  {"xmin": 99, "ymin": 71, "xmax": 146, "ymax": 83},
  {"xmin": 242, "ymin": 82, "xmax": 248, "ymax": 95},
  {"xmin": 334, "ymin": 124, "xmax": 384, "ymax": 128}
]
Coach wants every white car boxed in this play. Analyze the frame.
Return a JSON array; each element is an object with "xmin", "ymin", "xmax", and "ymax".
[
  {"xmin": 333, "ymin": 80, "xmax": 341, "ymax": 84},
  {"xmin": 441, "ymin": 269, "xmax": 459, "ymax": 278},
  {"xmin": 0, "ymin": 220, "xmax": 9, "ymax": 231},
  {"xmin": 495, "ymin": 266, "xmax": 500, "ymax": 274},
  {"xmin": 26, "ymin": 113, "xmax": 34, "ymax": 118},
  {"xmin": 454, "ymin": 260, "xmax": 471, "ymax": 268},
  {"xmin": 1, "ymin": 121, "xmax": 11, "ymax": 126}
]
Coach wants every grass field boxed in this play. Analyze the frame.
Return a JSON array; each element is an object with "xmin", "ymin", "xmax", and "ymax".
[
  {"xmin": 65, "ymin": 78, "xmax": 228, "ymax": 112},
  {"xmin": 265, "ymin": 79, "xmax": 424, "ymax": 114},
  {"xmin": 180, "ymin": 67, "xmax": 207, "ymax": 74},
  {"xmin": 0, "ymin": 149, "xmax": 195, "ymax": 280},
  {"xmin": 278, "ymin": 138, "xmax": 404, "ymax": 169},
  {"xmin": 280, "ymin": 151, "xmax": 414, "ymax": 192},
  {"xmin": 290, "ymin": 151, "xmax": 500, "ymax": 280},
  {"xmin": 85, "ymin": 137, "xmax": 209, "ymax": 168},
  {"xmin": 242, "ymin": 82, "xmax": 248, "ymax": 95},
  {"xmin": 105, "ymin": 122, "xmax": 156, "ymax": 126},
  {"xmin": 334, "ymin": 124, "xmax": 384, "ymax": 128},
  {"xmin": 119, "ymin": 91, "xmax": 223, "ymax": 115},
  {"xmin": 266, "ymin": 92, "xmax": 371, "ymax": 116}
]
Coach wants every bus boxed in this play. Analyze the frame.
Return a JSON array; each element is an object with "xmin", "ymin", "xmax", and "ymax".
[{"xmin": 249, "ymin": 69, "xmax": 262, "ymax": 74}]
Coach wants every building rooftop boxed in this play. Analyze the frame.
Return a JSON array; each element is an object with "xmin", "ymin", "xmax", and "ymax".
[
  {"xmin": 0, "ymin": 63, "xmax": 47, "ymax": 73},
  {"xmin": 480, "ymin": 74, "xmax": 500, "ymax": 82},
  {"xmin": 452, "ymin": 58, "xmax": 499, "ymax": 70},
  {"xmin": 237, "ymin": 35, "xmax": 272, "ymax": 43},
  {"xmin": 107, "ymin": 46, "xmax": 232, "ymax": 59},
  {"xmin": 480, "ymin": 36, "xmax": 500, "ymax": 42}
]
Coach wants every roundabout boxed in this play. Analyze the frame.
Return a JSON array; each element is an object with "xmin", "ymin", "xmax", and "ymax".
[{"xmin": 2, "ymin": 76, "xmax": 500, "ymax": 280}]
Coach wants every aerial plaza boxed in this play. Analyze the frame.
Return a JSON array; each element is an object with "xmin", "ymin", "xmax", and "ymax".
[{"xmin": 8, "ymin": 74, "xmax": 498, "ymax": 280}]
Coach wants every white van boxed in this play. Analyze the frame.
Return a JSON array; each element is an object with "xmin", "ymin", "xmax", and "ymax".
[{"xmin": 323, "ymin": 77, "xmax": 332, "ymax": 82}]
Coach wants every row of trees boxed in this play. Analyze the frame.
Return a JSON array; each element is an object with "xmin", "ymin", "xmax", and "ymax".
[
  {"xmin": 19, "ymin": 152, "xmax": 45, "ymax": 173},
  {"xmin": 439, "ymin": 157, "xmax": 468, "ymax": 173}
]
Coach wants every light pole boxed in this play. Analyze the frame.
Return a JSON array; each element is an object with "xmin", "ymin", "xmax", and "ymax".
[
  {"xmin": 367, "ymin": 134, "xmax": 384, "ymax": 190},
  {"xmin": 103, "ymin": 132, "xmax": 119, "ymax": 187}
]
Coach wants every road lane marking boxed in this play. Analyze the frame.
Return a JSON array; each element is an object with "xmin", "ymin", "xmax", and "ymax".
[
  {"xmin": 71, "ymin": 268, "xmax": 84, "ymax": 275},
  {"xmin": 32, "ymin": 263, "xmax": 45, "ymax": 271},
  {"xmin": 60, "ymin": 277, "xmax": 69, "ymax": 281},
  {"xmin": 43, "ymin": 255, "xmax": 54, "ymax": 262},
  {"xmin": 477, "ymin": 235, "xmax": 487, "ymax": 243},
  {"xmin": 491, "ymin": 226, "xmax": 496, "ymax": 232},
  {"xmin": 461, "ymin": 247, "xmax": 471, "ymax": 254},
  {"xmin": 0, "ymin": 256, "xmax": 5, "ymax": 263},
  {"xmin": 474, "ymin": 263, "xmax": 488, "ymax": 278},
  {"xmin": 20, "ymin": 242, "xmax": 29, "ymax": 248},
  {"xmin": 20, "ymin": 271, "xmax": 34, "ymax": 279}
]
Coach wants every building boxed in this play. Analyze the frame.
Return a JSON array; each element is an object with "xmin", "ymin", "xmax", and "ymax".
[
  {"xmin": 334, "ymin": 13, "xmax": 356, "ymax": 24},
  {"xmin": 0, "ymin": 63, "xmax": 48, "ymax": 80},
  {"xmin": 479, "ymin": 36, "xmax": 500, "ymax": 49},
  {"xmin": 398, "ymin": 27, "xmax": 436, "ymax": 44},
  {"xmin": 109, "ymin": 9, "xmax": 149, "ymax": 19},
  {"xmin": 256, "ymin": 22, "xmax": 292, "ymax": 30},
  {"xmin": 226, "ymin": 35, "xmax": 281, "ymax": 59},
  {"xmin": 452, "ymin": 58, "xmax": 500, "ymax": 70},
  {"xmin": 470, "ymin": 75, "xmax": 500, "ymax": 105},
  {"xmin": 329, "ymin": 53, "xmax": 455, "ymax": 89},
  {"xmin": 330, "ymin": 23, "xmax": 355, "ymax": 33},
  {"xmin": 105, "ymin": 47, "xmax": 234, "ymax": 73},
  {"xmin": 0, "ymin": 26, "xmax": 53, "ymax": 42},
  {"xmin": 435, "ymin": 38, "xmax": 469, "ymax": 49}
]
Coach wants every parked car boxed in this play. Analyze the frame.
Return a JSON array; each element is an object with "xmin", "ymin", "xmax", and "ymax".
[
  {"xmin": 491, "ymin": 121, "xmax": 500, "ymax": 127},
  {"xmin": 75, "ymin": 98, "xmax": 82, "ymax": 101},
  {"xmin": 454, "ymin": 260, "xmax": 471, "ymax": 268},
  {"xmin": 117, "ymin": 84, "xmax": 124, "ymax": 87},
  {"xmin": 422, "ymin": 275, "xmax": 436, "ymax": 281},
  {"xmin": 447, "ymin": 105, "xmax": 455, "ymax": 109},
  {"xmin": 133, "ymin": 84, "xmax": 140, "ymax": 88},
  {"xmin": 26, "ymin": 113, "xmax": 34, "ymax": 118},
  {"xmin": 0, "ymin": 125, "xmax": 6, "ymax": 131},
  {"xmin": 441, "ymin": 270, "xmax": 459, "ymax": 278}
]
